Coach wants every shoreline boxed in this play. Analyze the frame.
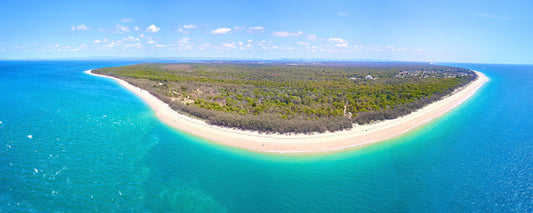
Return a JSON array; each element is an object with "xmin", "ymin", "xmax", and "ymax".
[{"xmin": 86, "ymin": 70, "xmax": 488, "ymax": 154}]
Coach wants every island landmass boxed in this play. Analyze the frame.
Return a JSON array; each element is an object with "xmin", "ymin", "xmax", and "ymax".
[{"xmin": 88, "ymin": 62, "xmax": 488, "ymax": 153}]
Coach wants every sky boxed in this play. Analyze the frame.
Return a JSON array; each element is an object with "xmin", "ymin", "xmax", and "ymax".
[{"xmin": 0, "ymin": 0, "xmax": 532, "ymax": 64}]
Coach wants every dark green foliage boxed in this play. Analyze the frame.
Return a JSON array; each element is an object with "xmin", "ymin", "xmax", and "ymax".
[{"xmin": 93, "ymin": 62, "xmax": 476, "ymax": 133}]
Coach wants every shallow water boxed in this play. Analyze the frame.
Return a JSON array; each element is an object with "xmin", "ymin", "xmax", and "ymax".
[{"xmin": 0, "ymin": 61, "xmax": 531, "ymax": 212}]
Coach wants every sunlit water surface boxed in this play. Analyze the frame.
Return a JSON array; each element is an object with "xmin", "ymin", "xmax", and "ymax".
[{"xmin": 0, "ymin": 61, "xmax": 531, "ymax": 212}]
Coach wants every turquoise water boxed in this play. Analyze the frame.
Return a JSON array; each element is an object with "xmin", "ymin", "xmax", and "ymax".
[{"xmin": 1, "ymin": 61, "xmax": 531, "ymax": 212}]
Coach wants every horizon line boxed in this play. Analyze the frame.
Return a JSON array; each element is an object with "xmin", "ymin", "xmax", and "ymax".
[{"xmin": 0, "ymin": 56, "xmax": 531, "ymax": 65}]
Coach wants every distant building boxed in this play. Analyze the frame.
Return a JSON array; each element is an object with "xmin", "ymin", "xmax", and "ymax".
[{"xmin": 365, "ymin": 75, "xmax": 374, "ymax": 80}]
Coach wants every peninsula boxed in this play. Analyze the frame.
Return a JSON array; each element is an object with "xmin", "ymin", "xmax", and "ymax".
[{"xmin": 88, "ymin": 62, "xmax": 487, "ymax": 153}]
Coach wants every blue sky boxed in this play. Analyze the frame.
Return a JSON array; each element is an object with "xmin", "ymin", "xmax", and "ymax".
[{"xmin": 0, "ymin": 0, "xmax": 532, "ymax": 63}]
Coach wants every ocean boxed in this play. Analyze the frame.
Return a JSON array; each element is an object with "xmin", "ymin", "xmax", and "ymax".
[{"xmin": 0, "ymin": 61, "xmax": 531, "ymax": 212}]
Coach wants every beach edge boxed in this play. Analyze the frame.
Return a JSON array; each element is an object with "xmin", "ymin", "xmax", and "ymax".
[{"xmin": 85, "ymin": 69, "xmax": 488, "ymax": 154}]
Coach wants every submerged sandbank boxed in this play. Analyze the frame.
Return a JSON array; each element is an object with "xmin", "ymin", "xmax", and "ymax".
[{"xmin": 86, "ymin": 70, "xmax": 488, "ymax": 153}]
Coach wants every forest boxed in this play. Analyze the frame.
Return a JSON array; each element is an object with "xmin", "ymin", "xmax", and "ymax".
[{"xmin": 93, "ymin": 62, "xmax": 477, "ymax": 134}]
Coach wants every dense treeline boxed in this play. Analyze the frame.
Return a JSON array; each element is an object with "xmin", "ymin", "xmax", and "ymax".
[{"xmin": 94, "ymin": 62, "xmax": 476, "ymax": 133}]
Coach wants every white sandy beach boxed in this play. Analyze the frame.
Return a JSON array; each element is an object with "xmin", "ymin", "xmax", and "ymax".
[{"xmin": 86, "ymin": 70, "xmax": 488, "ymax": 153}]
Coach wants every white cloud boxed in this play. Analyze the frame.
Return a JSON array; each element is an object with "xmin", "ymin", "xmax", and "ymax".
[
  {"xmin": 328, "ymin": 38, "xmax": 345, "ymax": 43},
  {"xmin": 221, "ymin": 42, "xmax": 236, "ymax": 49},
  {"xmin": 115, "ymin": 24, "xmax": 130, "ymax": 33},
  {"xmin": 147, "ymin": 40, "xmax": 156, "ymax": 44},
  {"xmin": 179, "ymin": 24, "xmax": 197, "ymax": 34},
  {"xmin": 155, "ymin": 44, "xmax": 166, "ymax": 48},
  {"xmin": 199, "ymin": 42, "xmax": 210, "ymax": 50},
  {"xmin": 210, "ymin": 27, "xmax": 232, "ymax": 34},
  {"xmin": 120, "ymin": 18, "xmax": 134, "ymax": 23},
  {"xmin": 176, "ymin": 37, "xmax": 192, "ymax": 50},
  {"xmin": 134, "ymin": 26, "xmax": 139, "ymax": 31},
  {"xmin": 64, "ymin": 47, "xmax": 80, "ymax": 52},
  {"xmin": 247, "ymin": 26, "xmax": 264, "ymax": 33},
  {"xmin": 296, "ymin": 41, "xmax": 310, "ymax": 46},
  {"xmin": 178, "ymin": 37, "xmax": 190, "ymax": 44},
  {"xmin": 328, "ymin": 38, "xmax": 348, "ymax": 47},
  {"xmin": 281, "ymin": 46, "xmax": 294, "ymax": 50},
  {"xmin": 123, "ymin": 36, "xmax": 139, "ymax": 42},
  {"xmin": 139, "ymin": 34, "xmax": 146, "ymax": 39},
  {"xmin": 93, "ymin": 40, "xmax": 101, "ymax": 44},
  {"xmin": 272, "ymin": 31, "xmax": 304, "ymax": 37},
  {"xmin": 306, "ymin": 34, "xmax": 317, "ymax": 41},
  {"xmin": 336, "ymin": 43, "xmax": 348, "ymax": 47},
  {"xmin": 125, "ymin": 43, "xmax": 142, "ymax": 48},
  {"xmin": 272, "ymin": 31, "xmax": 290, "ymax": 37},
  {"xmin": 146, "ymin": 25, "xmax": 160, "ymax": 33},
  {"xmin": 183, "ymin": 24, "xmax": 197, "ymax": 29},
  {"xmin": 71, "ymin": 24, "xmax": 88, "ymax": 31},
  {"xmin": 234, "ymin": 25, "xmax": 246, "ymax": 30},
  {"xmin": 336, "ymin": 12, "xmax": 348, "ymax": 16},
  {"xmin": 238, "ymin": 40, "xmax": 275, "ymax": 50},
  {"xmin": 104, "ymin": 40, "xmax": 122, "ymax": 48}
]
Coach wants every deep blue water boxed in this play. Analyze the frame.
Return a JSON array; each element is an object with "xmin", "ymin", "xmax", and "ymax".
[{"xmin": 0, "ymin": 61, "xmax": 531, "ymax": 212}]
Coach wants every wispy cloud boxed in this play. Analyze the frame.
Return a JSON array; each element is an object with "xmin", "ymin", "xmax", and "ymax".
[
  {"xmin": 176, "ymin": 37, "xmax": 192, "ymax": 50},
  {"xmin": 499, "ymin": 16, "xmax": 511, "ymax": 21},
  {"xmin": 272, "ymin": 31, "xmax": 304, "ymax": 37},
  {"xmin": 234, "ymin": 26, "xmax": 246, "ymax": 30},
  {"xmin": 221, "ymin": 42, "xmax": 236, "ymax": 49},
  {"xmin": 306, "ymin": 34, "xmax": 317, "ymax": 41},
  {"xmin": 71, "ymin": 24, "xmax": 88, "ymax": 31},
  {"xmin": 247, "ymin": 26, "xmax": 264, "ymax": 34},
  {"xmin": 123, "ymin": 36, "xmax": 139, "ymax": 42},
  {"xmin": 199, "ymin": 42, "xmax": 210, "ymax": 50},
  {"xmin": 183, "ymin": 24, "xmax": 197, "ymax": 29},
  {"xmin": 178, "ymin": 37, "xmax": 190, "ymax": 44},
  {"xmin": 125, "ymin": 43, "xmax": 142, "ymax": 48},
  {"xmin": 210, "ymin": 27, "xmax": 232, "ymax": 34},
  {"xmin": 120, "ymin": 18, "xmax": 134, "ymax": 23},
  {"xmin": 114, "ymin": 24, "xmax": 130, "ymax": 33},
  {"xmin": 146, "ymin": 25, "xmax": 160, "ymax": 33},
  {"xmin": 479, "ymin": 14, "xmax": 511, "ymax": 21},
  {"xmin": 178, "ymin": 24, "xmax": 197, "ymax": 34},
  {"xmin": 104, "ymin": 40, "xmax": 122, "ymax": 48}
]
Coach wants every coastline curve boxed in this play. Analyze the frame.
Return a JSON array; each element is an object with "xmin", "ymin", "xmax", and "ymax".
[{"xmin": 86, "ymin": 70, "xmax": 488, "ymax": 154}]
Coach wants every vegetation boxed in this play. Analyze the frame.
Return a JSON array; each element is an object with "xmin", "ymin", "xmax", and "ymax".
[{"xmin": 94, "ymin": 62, "xmax": 476, "ymax": 134}]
